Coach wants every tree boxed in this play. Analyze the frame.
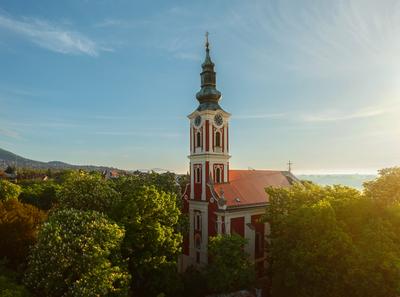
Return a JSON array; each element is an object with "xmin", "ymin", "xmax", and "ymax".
[
  {"xmin": 0, "ymin": 180, "xmax": 21, "ymax": 201},
  {"xmin": 19, "ymin": 181, "xmax": 61, "ymax": 210},
  {"xmin": 55, "ymin": 172, "xmax": 183, "ymax": 296},
  {"xmin": 0, "ymin": 200, "xmax": 46, "ymax": 268},
  {"xmin": 265, "ymin": 181, "xmax": 400, "ymax": 297},
  {"xmin": 115, "ymin": 181, "xmax": 182, "ymax": 297},
  {"xmin": 4, "ymin": 166, "xmax": 16, "ymax": 175},
  {"xmin": 268, "ymin": 200, "xmax": 355, "ymax": 297},
  {"xmin": 364, "ymin": 167, "xmax": 400, "ymax": 206},
  {"xmin": 24, "ymin": 209, "xmax": 130, "ymax": 297},
  {"xmin": 57, "ymin": 172, "xmax": 120, "ymax": 215},
  {"xmin": 205, "ymin": 234, "xmax": 255, "ymax": 293}
]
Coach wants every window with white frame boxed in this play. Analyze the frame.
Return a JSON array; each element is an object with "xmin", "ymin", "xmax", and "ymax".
[
  {"xmin": 195, "ymin": 166, "xmax": 201, "ymax": 183},
  {"xmin": 196, "ymin": 131, "xmax": 201, "ymax": 147},
  {"xmin": 194, "ymin": 211, "xmax": 202, "ymax": 231},
  {"xmin": 215, "ymin": 131, "xmax": 221, "ymax": 147}
]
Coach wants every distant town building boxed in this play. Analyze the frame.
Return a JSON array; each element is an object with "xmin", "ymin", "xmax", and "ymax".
[
  {"xmin": 102, "ymin": 169, "xmax": 119, "ymax": 179},
  {"xmin": 180, "ymin": 37, "xmax": 297, "ymax": 272}
]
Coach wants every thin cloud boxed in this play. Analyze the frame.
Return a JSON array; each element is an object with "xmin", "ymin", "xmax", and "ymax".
[
  {"xmin": 95, "ymin": 131, "xmax": 182, "ymax": 138},
  {"xmin": 301, "ymin": 108, "xmax": 388, "ymax": 122},
  {"xmin": 0, "ymin": 14, "xmax": 106, "ymax": 56},
  {"xmin": 234, "ymin": 113, "xmax": 286, "ymax": 120},
  {"xmin": 0, "ymin": 127, "xmax": 20, "ymax": 139},
  {"xmin": 93, "ymin": 18, "xmax": 150, "ymax": 29}
]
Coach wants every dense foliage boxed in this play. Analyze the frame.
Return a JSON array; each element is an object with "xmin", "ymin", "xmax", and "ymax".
[
  {"xmin": 206, "ymin": 234, "xmax": 255, "ymax": 293},
  {"xmin": 57, "ymin": 172, "xmax": 121, "ymax": 214},
  {"xmin": 25, "ymin": 209, "xmax": 130, "ymax": 297},
  {"xmin": 19, "ymin": 181, "xmax": 60, "ymax": 210},
  {"xmin": 265, "ymin": 172, "xmax": 400, "ymax": 297},
  {"xmin": 0, "ymin": 180, "xmax": 21, "ymax": 201},
  {"xmin": 0, "ymin": 200, "xmax": 46, "ymax": 268},
  {"xmin": 0, "ymin": 274, "xmax": 30, "ymax": 297},
  {"xmin": 56, "ymin": 173, "xmax": 183, "ymax": 296},
  {"xmin": 364, "ymin": 167, "xmax": 400, "ymax": 205},
  {"xmin": 2, "ymin": 166, "xmax": 399, "ymax": 297},
  {"xmin": 115, "ymin": 180, "xmax": 182, "ymax": 297}
]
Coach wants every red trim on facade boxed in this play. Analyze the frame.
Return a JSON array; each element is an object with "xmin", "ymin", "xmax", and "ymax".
[
  {"xmin": 205, "ymin": 161, "xmax": 209, "ymax": 186},
  {"xmin": 227, "ymin": 124, "xmax": 229, "ymax": 152},
  {"xmin": 208, "ymin": 201, "xmax": 218, "ymax": 238},
  {"xmin": 193, "ymin": 164, "xmax": 202, "ymax": 200},
  {"xmin": 205, "ymin": 120, "xmax": 209, "ymax": 152},
  {"xmin": 182, "ymin": 186, "xmax": 190, "ymax": 255},
  {"xmin": 251, "ymin": 215, "xmax": 265, "ymax": 259},
  {"xmin": 231, "ymin": 217, "xmax": 245, "ymax": 237}
]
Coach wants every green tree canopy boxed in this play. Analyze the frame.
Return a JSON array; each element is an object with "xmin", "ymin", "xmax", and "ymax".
[
  {"xmin": 364, "ymin": 167, "xmax": 400, "ymax": 206},
  {"xmin": 24, "ymin": 209, "xmax": 130, "ymax": 297},
  {"xmin": 265, "ymin": 180, "xmax": 400, "ymax": 297},
  {"xmin": 19, "ymin": 181, "xmax": 61, "ymax": 210},
  {"xmin": 57, "ymin": 172, "xmax": 121, "ymax": 215},
  {"xmin": 0, "ymin": 180, "xmax": 21, "ymax": 201},
  {"xmin": 205, "ymin": 234, "xmax": 255, "ymax": 294},
  {"xmin": 115, "ymin": 181, "xmax": 182, "ymax": 297}
]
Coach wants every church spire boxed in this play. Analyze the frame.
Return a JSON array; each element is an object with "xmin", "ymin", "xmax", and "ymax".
[{"xmin": 196, "ymin": 32, "xmax": 222, "ymax": 110}]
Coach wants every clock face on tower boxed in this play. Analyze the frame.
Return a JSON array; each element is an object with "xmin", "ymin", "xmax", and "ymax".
[
  {"xmin": 194, "ymin": 115, "xmax": 202, "ymax": 127},
  {"xmin": 214, "ymin": 113, "xmax": 223, "ymax": 126}
]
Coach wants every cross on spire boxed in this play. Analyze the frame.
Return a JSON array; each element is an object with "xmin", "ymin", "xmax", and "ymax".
[
  {"xmin": 205, "ymin": 31, "xmax": 209, "ymax": 50},
  {"xmin": 287, "ymin": 160, "xmax": 293, "ymax": 172}
]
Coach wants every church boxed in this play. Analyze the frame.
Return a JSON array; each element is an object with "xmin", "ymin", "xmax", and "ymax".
[{"xmin": 180, "ymin": 37, "xmax": 297, "ymax": 272}]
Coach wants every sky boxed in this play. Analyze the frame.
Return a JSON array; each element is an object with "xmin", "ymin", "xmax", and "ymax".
[{"xmin": 0, "ymin": 0, "xmax": 399, "ymax": 174}]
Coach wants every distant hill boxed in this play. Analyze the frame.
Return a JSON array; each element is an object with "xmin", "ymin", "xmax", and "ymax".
[
  {"xmin": 297, "ymin": 174, "xmax": 377, "ymax": 190},
  {"xmin": 0, "ymin": 148, "xmax": 116, "ymax": 171}
]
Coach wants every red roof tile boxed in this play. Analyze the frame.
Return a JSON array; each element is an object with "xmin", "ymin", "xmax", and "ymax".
[{"xmin": 213, "ymin": 170, "xmax": 293, "ymax": 208}]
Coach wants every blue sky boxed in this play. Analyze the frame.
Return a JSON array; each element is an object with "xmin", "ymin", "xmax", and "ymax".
[{"xmin": 0, "ymin": 0, "xmax": 399, "ymax": 174}]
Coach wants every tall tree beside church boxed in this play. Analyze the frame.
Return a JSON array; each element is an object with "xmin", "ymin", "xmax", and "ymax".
[
  {"xmin": 114, "ymin": 180, "xmax": 182, "ymax": 297},
  {"xmin": 265, "ymin": 180, "xmax": 400, "ymax": 297}
]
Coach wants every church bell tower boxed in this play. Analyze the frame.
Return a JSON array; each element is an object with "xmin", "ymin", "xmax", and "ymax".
[
  {"xmin": 188, "ymin": 34, "xmax": 231, "ymax": 201},
  {"xmin": 184, "ymin": 34, "xmax": 231, "ymax": 266}
]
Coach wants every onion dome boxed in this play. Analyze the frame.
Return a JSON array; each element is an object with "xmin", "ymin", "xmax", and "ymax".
[{"xmin": 196, "ymin": 33, "xmax": 222, "ymax": 111}]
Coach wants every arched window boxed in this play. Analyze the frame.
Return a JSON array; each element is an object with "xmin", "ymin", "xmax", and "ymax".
[
  {"xmin": 195, "ymin": 234, "xmax": 202, "ymax": 250},
  {"xmin": 215, "ymin": 167, "xmax": 221, "ymax": 183},
  {"xmin": 196, "ymin": 132, "xmax": 201, "ymax": 147},
  {"xmin": 215, "ymin": 131, "xmax": 221, "ymax": 147},
  {"xmin": 196, "ymin": 167, "xmax": 201, "ymax": 183}
]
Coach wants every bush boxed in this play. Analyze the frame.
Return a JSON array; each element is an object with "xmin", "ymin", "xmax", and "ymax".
[
  {"xmin": 25, "ymin": 209, "xmax": 130, "ymax": 297},
  {"xmin": 0, "ymin": 200, "xmax": 46, "ymax": 268}
]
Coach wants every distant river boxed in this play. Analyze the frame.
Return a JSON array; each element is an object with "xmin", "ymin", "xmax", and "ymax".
[{"xmin": 296, "ymin": 175, "xmax": 377, "ymax": 190}]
